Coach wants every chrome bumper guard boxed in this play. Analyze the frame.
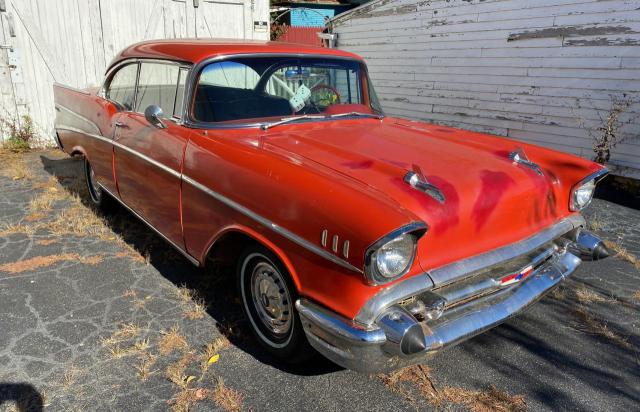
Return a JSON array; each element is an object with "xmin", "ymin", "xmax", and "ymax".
[{"xmin": 296, "ymin": 220, "xmax": 607, "ymax": 373}]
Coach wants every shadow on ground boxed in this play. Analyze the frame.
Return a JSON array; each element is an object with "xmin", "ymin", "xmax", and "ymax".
[
  {"xmin": 0, "ymin": 383, "xmax": 43, "ymax": 412},
  {"xmin": 39, "ymin": 153, "xmax": 341, "ymax": 377}
]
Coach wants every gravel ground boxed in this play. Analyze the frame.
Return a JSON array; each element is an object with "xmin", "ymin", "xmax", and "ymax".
[{"xmin": 0, "ymin": 150, "xmax": 638, "ymax": 411}]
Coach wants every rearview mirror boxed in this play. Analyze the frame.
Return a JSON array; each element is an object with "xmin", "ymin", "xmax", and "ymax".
[{"xmin": 144, "ymin": 105, "xmax": 166, "ymax": 129}]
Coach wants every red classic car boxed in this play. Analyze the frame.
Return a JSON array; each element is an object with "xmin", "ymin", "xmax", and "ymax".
[{"xmin": 54, "ymin": 39, "xmax": 610, "ymax": 372}]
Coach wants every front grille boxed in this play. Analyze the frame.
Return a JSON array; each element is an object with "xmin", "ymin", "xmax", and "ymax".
[{"xmin": 432, "ymin": 242, "xmax": 558, "ymax": 310}]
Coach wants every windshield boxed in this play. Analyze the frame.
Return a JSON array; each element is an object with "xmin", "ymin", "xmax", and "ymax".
[{"xmin": 192, "ymin": 56, "xmax": 382, "ymax": 124}]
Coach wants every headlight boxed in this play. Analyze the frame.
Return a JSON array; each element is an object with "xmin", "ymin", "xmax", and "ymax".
[
  {"xmin": 572, "ymin": 180, "xmax": 596, "ymax": 210},
  {"xmin": 375, "ymin": 234, "xmax": 414, "ymax": 278},
  {"xmin": 570, "ymin": 169, "xmax": 608, "ymax": 211},
  {"xmin": 364, "ymin": 223, "xmax": 426, "ymax": 285}
]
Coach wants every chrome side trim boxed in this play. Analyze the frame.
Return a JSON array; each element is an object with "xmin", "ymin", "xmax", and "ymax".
[
  {"xmin": 59, "ymin": 126, "xmax": 362, "ymax": 273},
  {"xmin": 355, "ymin": 216, "xmax": 585, "ymax": 326},
  {"xmin": 182, "ymin": 175, "xmax": 363, "ymax": 273},
  {"xmin": 98, "ymin": 184, "xmax": 200, "ymax": 266},
  {"xmin": 54, "ymin": 82, "xmax": 92, "ymax": 95},
  {"xmin": 56, "ymin": 126, "xmax": 181, "ymax": 179},
  {"xmin": 55, "ymin": 105, "xmax": 103, "ymax": 136},
  {"xmin": 569, "ymin": 168, "xmax": 609, "ymax": 211}
]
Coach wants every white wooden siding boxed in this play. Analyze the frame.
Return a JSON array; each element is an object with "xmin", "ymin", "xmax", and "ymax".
[
  {"xmin": 332, "ymin": 0, "xmax": 640, "ymax": 176},
  {"xmin": 0, "ymin": 0, "xmax": 270, "ymax": 146}
]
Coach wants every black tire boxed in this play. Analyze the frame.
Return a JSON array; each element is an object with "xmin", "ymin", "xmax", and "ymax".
[
  {"xmin": 237, "ymin": 245, "xmax": 313, "ymax": 361},
  {"xmin": 84, "ymin": 158, "xmax": 113, "ymax": 211}
]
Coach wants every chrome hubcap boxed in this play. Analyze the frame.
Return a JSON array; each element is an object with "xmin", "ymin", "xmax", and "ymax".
[{"xmin": 250, "ymin": 261, "xmax": 292, "ymax": 336}]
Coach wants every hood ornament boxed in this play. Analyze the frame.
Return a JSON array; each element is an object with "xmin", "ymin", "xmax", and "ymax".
[
  {"xmin": 509, "ymin": 148, "xmax": 544, "ymax": 176},
  {"xmin": 404, "ymin": 165, "xmax": 445, "ymax": 204}
]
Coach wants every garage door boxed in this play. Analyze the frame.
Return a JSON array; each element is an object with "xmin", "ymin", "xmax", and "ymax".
[{"xmin": 196, "ymin": 0, "xmax": 247, "ymax": 39}]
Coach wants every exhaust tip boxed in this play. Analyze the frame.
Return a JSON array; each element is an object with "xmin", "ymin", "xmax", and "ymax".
[{"xmin": 592, "ymin": 242, "xmax": 611, "ymax": 260}]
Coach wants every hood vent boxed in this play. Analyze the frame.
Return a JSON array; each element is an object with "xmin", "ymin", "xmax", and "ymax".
[
  {"xmin": 404, "ymin": 165, "xmax": 445, "ymax": 204},
  {"xmin": 509, "ymin": 148, "xmax": 543, "ymax": 176}
]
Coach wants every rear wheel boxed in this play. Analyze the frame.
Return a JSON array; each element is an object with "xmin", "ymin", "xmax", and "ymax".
[
  {"xmin": 238, "ymin": 245, "xmax": 312, "ymax": 360},
  {"xmin": 84, "ymin": 158, "xmax": 113, "ymax": 210}
]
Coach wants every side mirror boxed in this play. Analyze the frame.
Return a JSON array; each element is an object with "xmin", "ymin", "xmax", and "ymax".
[{"xmin": 144, "ymin": 105, "xmax": 167, "ymax": 129}]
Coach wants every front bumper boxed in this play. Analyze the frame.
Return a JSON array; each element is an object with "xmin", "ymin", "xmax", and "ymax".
[{"xmin": 296, "ymin": 218, "xmax": 607, "ymax": 373}]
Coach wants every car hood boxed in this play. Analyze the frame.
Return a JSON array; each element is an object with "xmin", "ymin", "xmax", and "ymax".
[{"xmin": 264, "ymin": 117, "xmax": 601, "ymax": 279}]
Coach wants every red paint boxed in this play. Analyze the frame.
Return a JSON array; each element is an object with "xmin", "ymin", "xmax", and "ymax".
[{"xmin": 53, "ymin": 40, "xmax": 605, "ymax": 321}]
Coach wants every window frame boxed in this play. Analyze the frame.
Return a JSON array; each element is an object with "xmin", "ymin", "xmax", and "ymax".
[{"xmin": 101, "ymin": 58, "xmax": 193, "ymax": 122}]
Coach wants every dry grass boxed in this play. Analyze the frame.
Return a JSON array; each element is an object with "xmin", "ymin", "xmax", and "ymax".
[
  {"xmin": 35, "ymin": 239, "xmax": 56, "ymax": 246},
  {"xmin": 588, "ymin": 216, "xmax": 604, "ymax": 232},
  {"xmin": 175, "ymin": 285, "xmax": 197, "ymax": 302},
  {"xmin": 134, "ymin": 295, "xmax": 153, "ymax": 309},
  {"xmin": 572, "ymin": 307, "xmax": 632, "ymax": 350},
  {"xmin": 166, "ymin": 352, "xmax": 197, "ymax": 389},
  {"xmin": 0, "ymin": 253, "xmax": 80, "ymax": 274},
  {"xmin": 0, "ymin": 152, "xmax": 33, "ymax": 181},
  {"xmin": 134, "ymin": 354, "xmax": 158, "ymax": 381},
  {"xmin": 183, "ymin": 299, "xmax": 207, "ymax": 320},
  {"xmin": 210, "ymin": 378, "xmax": 243, "ymax": 412},
  {"xmin": 123, "ymin": 289, "xmax": 138, "ymax": 298},
  {"xmin": 604, "ymin": 240, "xmax": 640, "ymax": 270},
  {"xmin": 200, "ymin": 337, "xmax": 229, "ymax": 373},
  {"xmin": 574, "ymin": 286, "xmax": 616, "ymax": 304},
  {"xmin": 159, "ymin": 326, "xmax": 188, "ymax": 355},
  {"xmin": 633, "ymin": 290, "xmax": 640, "ymax": 301},
  {"xmin": 0, "ymin": 222, "xmax": 36, "ymax": 237},
  {"xmin": 380, "ymin": 365, "xmax": 526, "ymax": 412},
  {"xmin": 169, "ymin": 387, "xmax": 208, "ymax": 412},
  {"xmin": 25, "ymin": 212, "xmax": 46, "ymax": 222},
  {"xmin": 61, "ymin": 367, "xmax": 82, "ymax": 388}
]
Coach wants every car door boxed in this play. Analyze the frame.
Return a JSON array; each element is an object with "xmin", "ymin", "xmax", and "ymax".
[{"xmin": 113, "ymin": 61, "xmax": 191, "ymax": 248}]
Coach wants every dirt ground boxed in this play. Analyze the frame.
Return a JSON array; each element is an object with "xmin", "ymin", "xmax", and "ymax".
[{"xmin": 0, "ymin": 150, "xmax": 638, "ymax": 411}]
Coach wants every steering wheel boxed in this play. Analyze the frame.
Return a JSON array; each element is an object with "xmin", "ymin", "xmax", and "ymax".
[{"xmin": 310, "ymin": 84, "xmax": 341, "ymax": 108}]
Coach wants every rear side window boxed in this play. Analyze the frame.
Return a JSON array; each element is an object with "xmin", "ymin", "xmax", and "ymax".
[
  {"xmin": 135, "ymin": 63, "xmax": 181, "ymax": 116},
  {"xmin": 106, "ymin": 63, "xmax": 139, "ymax": 111}
]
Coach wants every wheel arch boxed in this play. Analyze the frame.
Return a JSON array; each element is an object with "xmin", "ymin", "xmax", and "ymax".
[{"xmin": 201, "ymin": 225, "xmax": 302, "ymax": 291}]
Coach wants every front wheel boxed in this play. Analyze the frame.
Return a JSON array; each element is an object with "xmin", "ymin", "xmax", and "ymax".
[{"xmin": 238, "ymin": 245, "xmax": 312, "ymax": 360}]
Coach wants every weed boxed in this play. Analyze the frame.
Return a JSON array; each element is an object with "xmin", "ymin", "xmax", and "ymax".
[
  {"xmin": 604, "ymin": 240, "xmax": 640, "ymax": 270},
  {"xmin": 135, "ymin": 354, "xmax": 158, "ymax": 381},
  {"xmin": 574, "ymin": 285, "xmax": 615, "ymax": 304},
  {"xmin": 183, "ymin": 299, "xmax": 207, "ymax": 320},
  {"xmin": 1, "ymin": 115, "xmax": 35, "ymax": 153},
  {"xmin": 572, "ymin": 307, "xmax": 631, "ymax": 349},
  {"xmin": 200, "ymin": 337, "xmax": 229, "ymax": 373},
  {"xmin": 159, "ymin": 326, "xmax": 188, "ymax": 355},
  {"xmin": 0, "ymin": 253, "xmax": 88, "ymax": 274},
  {"xmin": 211, "ymin": 378, "xmax": 243, "ymax": 412}
]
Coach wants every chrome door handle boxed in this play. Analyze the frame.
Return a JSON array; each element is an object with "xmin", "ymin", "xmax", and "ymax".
[{"xmin": 114, "ymin": 121, "xmax": 129, "ymax": 128}]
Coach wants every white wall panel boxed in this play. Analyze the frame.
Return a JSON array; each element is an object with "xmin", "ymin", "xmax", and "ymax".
[
  {"xmin": 0, "ymin": 0, "xmax": 269, "ymax": 145},
  {"xmin": 333, "ymin": 0, "xmax": 640, "ymax": 175}
]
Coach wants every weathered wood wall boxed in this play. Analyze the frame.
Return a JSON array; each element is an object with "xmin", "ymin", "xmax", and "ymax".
[
  {"xmin": 0, "ymin": 0, "xmax": 270, "ymax": 146},
  {"xmin": 332, "ymin": 0, "xmax": 640, "ymax": 176}
]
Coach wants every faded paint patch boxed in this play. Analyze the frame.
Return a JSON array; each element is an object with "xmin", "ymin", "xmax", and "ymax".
[
  {"xmin": 564, "ymin": 37, "xmax": 640, "ymax": 47},
  {"xmin": 508, "ymin": 25, "xmax": 636, "ymax": 42}
]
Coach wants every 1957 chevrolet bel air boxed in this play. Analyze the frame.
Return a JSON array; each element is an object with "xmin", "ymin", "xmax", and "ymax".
[{"xmin": 54, "ymin": 39, "xmax": 610, "ymax": 372}]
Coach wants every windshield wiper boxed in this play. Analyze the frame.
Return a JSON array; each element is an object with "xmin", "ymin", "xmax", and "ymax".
[
  {"xmin": 328, "ymin": 112, "xmax": 385, "ymax": 120},
  {"xmin": 260, "ymin": 115, "xmax": 325, "ymax": 130}
]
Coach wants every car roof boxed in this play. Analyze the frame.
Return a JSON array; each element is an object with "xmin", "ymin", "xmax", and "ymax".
[{"xmin": 108, "ymin": 39, "xmax": 363, "ymax": 69}]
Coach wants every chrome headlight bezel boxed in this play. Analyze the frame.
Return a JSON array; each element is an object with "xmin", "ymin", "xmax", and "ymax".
[
  {"xmin": 569, "ymin": 169, "xmax": 609, "ymax": 211},
  {"xmin": 364, "ymin": 222, "xmax": 427, "ymax": 285}
]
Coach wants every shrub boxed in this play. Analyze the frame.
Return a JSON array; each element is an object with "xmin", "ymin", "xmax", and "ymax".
[{"xmin": 1, "ymin": 115, "xmax": 34, "ymax": 153}]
